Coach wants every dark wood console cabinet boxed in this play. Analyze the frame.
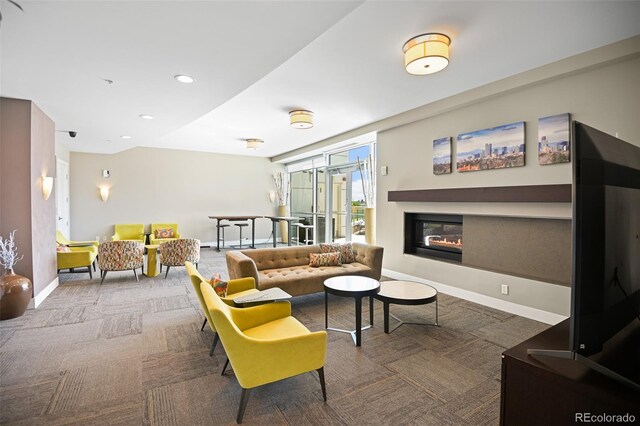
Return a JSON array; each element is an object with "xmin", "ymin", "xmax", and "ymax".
[{"xmin": 500, "ymin": 319, "xmax": 640, "ymax": 425}]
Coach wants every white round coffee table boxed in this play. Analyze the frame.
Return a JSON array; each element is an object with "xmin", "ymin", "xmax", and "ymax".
[{"xmin": 374, "ymin": 280, "xmax": 439, "ymax": 333}]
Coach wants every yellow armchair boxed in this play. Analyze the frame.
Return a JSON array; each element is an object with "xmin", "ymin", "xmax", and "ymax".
[
  {"xmin": 185, "ymin": 262, "xmax": 259, "ymax": 355},
  {"xmin": 201, "ymin": 282, "xmax": 327, "ymax": 423},
  {"xmin": 112, "ymin": 224, "xmax": 145, "ymax": 245},
  {"xmin": 57, "ymin": 247, "xmax": 98, "ymax": 279},
  {"xmin": 56, "ymin": 230, "xmax": 98, "ymax": 254},
  {"xmin": 149, "ymin": 223, "xmax": 181, "ymax": 245}
]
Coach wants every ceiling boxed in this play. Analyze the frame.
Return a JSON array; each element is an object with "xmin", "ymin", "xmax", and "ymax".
[{"xmin": 2, "ymin": 1, "xmax": 639, "ymax": 160}]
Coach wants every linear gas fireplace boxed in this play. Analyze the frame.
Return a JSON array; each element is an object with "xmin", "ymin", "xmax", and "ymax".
[{"xmin": 404, "ymin": 213, "xmax": 463, "ymax": 262}]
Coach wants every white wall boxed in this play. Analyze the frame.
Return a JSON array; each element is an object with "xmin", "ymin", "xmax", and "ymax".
[
  {"xmin": 70, "ymin": 147, "xmax": 284, "ymax": 243},
  {"xmin": 377, "ymin": 55, "xmax": 640, "ymax": 320}
]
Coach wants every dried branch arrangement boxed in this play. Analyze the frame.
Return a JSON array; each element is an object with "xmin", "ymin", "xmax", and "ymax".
[
  {"xmin": 0, "ymin": 230, "xmax": 23, "ymax": 271},
  {"xmin": 357, "ymin": 154, "xmax": 376, "ymax": 208},
  {"xmin": 273, "ymin": 172, "xmax": 290, "ymax": 207}
]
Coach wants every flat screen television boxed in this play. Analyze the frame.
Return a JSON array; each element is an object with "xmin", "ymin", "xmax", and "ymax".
[{"xmin": 571, "ymin": 121, "xmax": 640, "ymax": 360}]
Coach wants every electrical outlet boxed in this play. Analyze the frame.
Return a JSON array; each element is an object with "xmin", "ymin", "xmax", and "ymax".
[{"xmin": 501, "ymin": 284, "xmax": 509, "ymax": 295}]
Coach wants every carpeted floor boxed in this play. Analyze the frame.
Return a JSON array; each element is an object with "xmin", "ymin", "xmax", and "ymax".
[{"xmin": 0, "ymin": 248, "xmax": 549, "ymax": 425}]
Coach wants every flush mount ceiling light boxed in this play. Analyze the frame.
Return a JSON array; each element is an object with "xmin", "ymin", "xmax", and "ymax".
[
  {"xmin": 139, "ymin": 114, "xmax": 154, "ymax": 120},
  {"xmin": 403, "ymin": 33, "xmax": 451, "ymax": 75},
  {"xmin": 174, "ymin": 74, "xmax": 195, "ymax": 83},
  {"xmin": 246, "ymin": 138, "xmax": 264, "ymax": 150},
  {"xmin": 289, "ymin": 110, "xmax": 314, "ymax": 129},
  {"xmin": 120, "ymin": 135, "xmax": 132, "ymax": 139}
]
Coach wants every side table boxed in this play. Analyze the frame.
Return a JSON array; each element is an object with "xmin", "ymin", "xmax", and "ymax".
[
  {"xmin": 324, "ymin": 276, "xmax": 380, "ymax": 346},
  {"xmin": 374, "ymin": 281, "xmax": 438, "ymax": 333},
  {"xmin": 144, "ymin": 244, "xmax": 160, "ymax": 277}
]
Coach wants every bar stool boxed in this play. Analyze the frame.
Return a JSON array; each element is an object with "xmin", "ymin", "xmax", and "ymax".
[
  {"xmin": 234, "ymin": 222, "xmax": 249, "ymax": 248},
  {"xmin": 295, "ymin": 223, "xmax": 315, "ymax": 245},
  {"xmin": 219, "ymin": 224, "xmax": 230, "ymax": 248}
]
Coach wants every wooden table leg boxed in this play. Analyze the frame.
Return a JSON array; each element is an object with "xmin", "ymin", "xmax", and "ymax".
[
  {"xmin": 355, "ymin": 296, "xmax": 362, "ymax": 346},
  {"xmin": 383, "ymin": 301, "xmax": 390, "ymax": 334},
  {"xmin": 272, "ymin": 220, "xmax": 277, "ymax": 247},
  {"xmin": 216, "ymin": 219, "xmax": 221, "ymax": 252},
  {"xmin": 324, "ymin": 291, "xmax": 329, "ymax": 329}
]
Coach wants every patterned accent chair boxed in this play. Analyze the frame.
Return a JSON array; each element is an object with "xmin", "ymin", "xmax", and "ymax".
[
  {"xmin": 149, "ymin": 223, "xmax": 181, "ymax": 246},
  {"xmin": 159, "ymin": 238, "xmax": 200, "ymax": 278},
  {"xmin": 112, "ymin": 224, "xmax": 146, "ymax": 245},
  {"xmin": 98, "ymin": 240, "xmax": 144, "ymax": 284}
]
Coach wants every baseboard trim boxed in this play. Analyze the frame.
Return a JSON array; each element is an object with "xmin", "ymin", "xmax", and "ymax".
[
  {"xmin": 33, "ymin": 276, "xmax": 60, "ymax": 308},
  {"xmin": 381, "ymin": 268, "xmax": 568, "ymax": 325}
]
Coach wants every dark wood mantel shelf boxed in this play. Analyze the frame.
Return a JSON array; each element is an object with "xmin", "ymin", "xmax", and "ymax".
[{"xmin": 388, "ymin": 184, "xmax": 571, "ymax": 203}]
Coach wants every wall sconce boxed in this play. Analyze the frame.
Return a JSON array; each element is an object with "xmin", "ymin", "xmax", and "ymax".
[
  {"xmin": 268, "ymin": 191, "xmax": 276, "ymax": 203},
  {"xmin": 42, "ymin": 176, "xmax": 54, "ymax": 200},
  {"xmin": 99, "ymin": 186, "xmax": 110, "ymax": 202}
]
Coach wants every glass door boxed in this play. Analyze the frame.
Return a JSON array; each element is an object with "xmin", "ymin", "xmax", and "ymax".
[{"xmin": 327, "ymin": 165, "xmax": 365, "ymax": 243}]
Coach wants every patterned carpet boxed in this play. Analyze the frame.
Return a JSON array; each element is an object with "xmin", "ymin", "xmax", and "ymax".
[{"xmin": 0, "ymin": 248, "xmax": 549, "ymax": 425}]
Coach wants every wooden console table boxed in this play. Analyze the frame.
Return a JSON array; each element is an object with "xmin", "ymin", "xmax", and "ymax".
[{"xmin": 500, "ymin": 319, "xmax": 640, "ymax": 425}]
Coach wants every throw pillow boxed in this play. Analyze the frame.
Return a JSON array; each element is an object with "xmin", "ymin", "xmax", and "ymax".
[
  {"xmin": 309, "ymin": 252, "xmax": 342, "ymax": 267},
  {"xmin": 320, "ymin": 242, "xmax": 356, "ymax": 264},
  {"xmin": 338, "ymin": 242, "xmax": 356, "ymax": 264},
  {"xmin": 155, "ymin": 228, "xmax": 174, "ymax": 239},
  {"xmin": 209, "ymin": 273, "xmax": 228, "ymax": 297}
]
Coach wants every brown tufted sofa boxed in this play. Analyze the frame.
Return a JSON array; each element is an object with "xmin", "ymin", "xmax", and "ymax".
[{"xmin": 225, "ymin": 243, "xmax": 384, "ymax": 296}]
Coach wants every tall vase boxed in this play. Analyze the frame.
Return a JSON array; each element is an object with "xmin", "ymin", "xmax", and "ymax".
[
  {"xmin": 277, "ymin": 205, "xmax": 289, "ymax": 244},
  {"xmin": 0, "ymin": 268, "xmax": 32, "ymax": 320},
  {"xmin": 365, "ymin": 207, "xmax": 376, "ymax": 245}
]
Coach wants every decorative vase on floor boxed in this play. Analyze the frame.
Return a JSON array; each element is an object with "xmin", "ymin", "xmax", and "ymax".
[
  {"xmin": 0, "ymin": 269, "xmax": 32, "ymax": 320},
  {"xmin": 365, "ymin": 207, "xmax": 376, "ymax": 245},
  {"xmin": 277, "ymin": 205, "xmax": 289, "ymax": 243}
]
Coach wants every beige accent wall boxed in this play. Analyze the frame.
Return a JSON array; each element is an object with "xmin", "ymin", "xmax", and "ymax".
[
  {"xmin": 70, "ymin": 148, "xmax": 284, "ymax": 243},
  {"xmin": 0, "ymin": 98, "xmax": 58, "ymax": 299},
  {"xmin": 377, "ymin": 55, "xmax": 640, "ymax": 316}
]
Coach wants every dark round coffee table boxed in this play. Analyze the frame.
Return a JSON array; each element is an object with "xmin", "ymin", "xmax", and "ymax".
[
  {"xmin": 374, "ymin": 280, "xmax": 439, "ymax": 333},
  {"xmin": 324, "ymin": 276, "xmax": 380, "ymax": 346}
]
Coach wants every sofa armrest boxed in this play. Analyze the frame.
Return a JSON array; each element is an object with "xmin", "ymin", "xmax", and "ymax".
[
  {"xmin": 352, "ymin": 243, "xmax": 384, "ymax": 280},
  {"xmin": 226, "ymin": 250, "xmax": 260, "ymax": 284}
]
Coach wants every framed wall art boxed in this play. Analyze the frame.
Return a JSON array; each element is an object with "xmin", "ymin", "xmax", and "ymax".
[
  {"xmin": 456, "ymin": 121, "xmax": 525, "ymax": 172},
  {"xmin": 538, "ymin": 113, "xmax": 570, "ymax": 165},
  {"xmin": 433, "ymin": 137, "xmax": 452, "ymax": 175}
]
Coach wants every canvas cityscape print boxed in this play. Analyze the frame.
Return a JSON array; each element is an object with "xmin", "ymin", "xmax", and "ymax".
[
  {"xmin": 538, "ymin": 113, "xmax": 570, "ymax": 165},
  {"xmin": 456, "ymin": 121, "xmax": 525, "ymax": 172},
  {"xmin": 433, "ymin": 137, "xmax": 452, "ymax": 175}
]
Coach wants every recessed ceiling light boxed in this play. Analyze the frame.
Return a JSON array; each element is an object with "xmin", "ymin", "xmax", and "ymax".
[
  {"xmin": 139, "ymin": 114, "xmax": 154, "ymax": 120},
  {"xmin": 120, "ymin": 135, "xmax": 132, "ymax": 139},
  {"xmin": 174, "ymin": 74, "xmax": 195, "ymax": 83}
]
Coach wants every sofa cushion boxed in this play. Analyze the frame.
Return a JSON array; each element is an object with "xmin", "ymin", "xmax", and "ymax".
[
  {"xmin": 309, "ymin": 252, "xmax": 341, "ymax": 267},
  {"xmin": 257, "ymin": 262, "xmax": 373, "ymax": 296}
]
